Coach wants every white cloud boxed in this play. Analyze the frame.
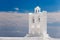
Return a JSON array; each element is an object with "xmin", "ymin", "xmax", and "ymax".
[
  {"xmin": 0, "ymin": 11, "xmax": 60, "ymax": 38},
  {"xmin": 0, "ymin": 12, "xmax": 60, "ymax": 28},
  {"xmin": 47, "ymin": 11, "xmax": 60, "ymax": 38},
  {"xmin": 47, "ymin": 12, "xmax": 60, "ymax": 23},
  {"xmin": 14, "ymin": 8, "xmax": 19, "ymax": 11},
  {"xmin": 0, "ymin": 11, "xmax": 60, "ymax": 24},
  {"xmin": 0, "ymin": 12, "xmax": 28, "ymax": 33}
]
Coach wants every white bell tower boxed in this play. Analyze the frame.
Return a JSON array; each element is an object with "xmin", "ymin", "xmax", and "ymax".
[
  {"xmin": 26, "ymin": 6, "xmax": 49, "ymax": 39},
  {"xmin": 34, "ymin": 6, "xmax": 41, "ymax": 13}
]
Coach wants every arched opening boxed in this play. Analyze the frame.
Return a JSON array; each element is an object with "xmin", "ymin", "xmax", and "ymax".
[
  {"xmin": 38, "ymin": 16, "xmax": 40, "ymax": 22},
  {"xmin": 38, "ymin": 17, "xmax": 40, "ymax": 22},
  {"xmin": 32, "ymin": 17, "xmax": 35, "ymax": 23}
]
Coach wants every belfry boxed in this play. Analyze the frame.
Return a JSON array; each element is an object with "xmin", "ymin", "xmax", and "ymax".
[{"xmin": 26, "ymin": 6, "xmax": 50, "ymax": 39}]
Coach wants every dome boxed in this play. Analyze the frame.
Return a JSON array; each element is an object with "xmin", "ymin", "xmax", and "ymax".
[{"xmin": 35, "ymin": 6, "xmax": 41, "ymax": 10}]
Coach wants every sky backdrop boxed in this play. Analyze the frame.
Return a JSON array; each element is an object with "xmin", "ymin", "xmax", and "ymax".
[
  {"xmin": 0, "ymin": 0, "xmax": 60, "ymax": 12},
  {"xmin": 0, "ymin": 0, "xmax": 60, "ymax": 38}
]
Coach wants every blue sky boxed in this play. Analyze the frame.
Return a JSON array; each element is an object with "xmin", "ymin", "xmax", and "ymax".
[{"xmin": 0, "ymin": 0, "xmax": 60, "ymax": 12}]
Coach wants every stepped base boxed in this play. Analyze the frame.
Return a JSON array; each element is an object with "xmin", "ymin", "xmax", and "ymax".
[{"xmin": 0, "ymin": 37, "xmax": 52, "ymax": 40}]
